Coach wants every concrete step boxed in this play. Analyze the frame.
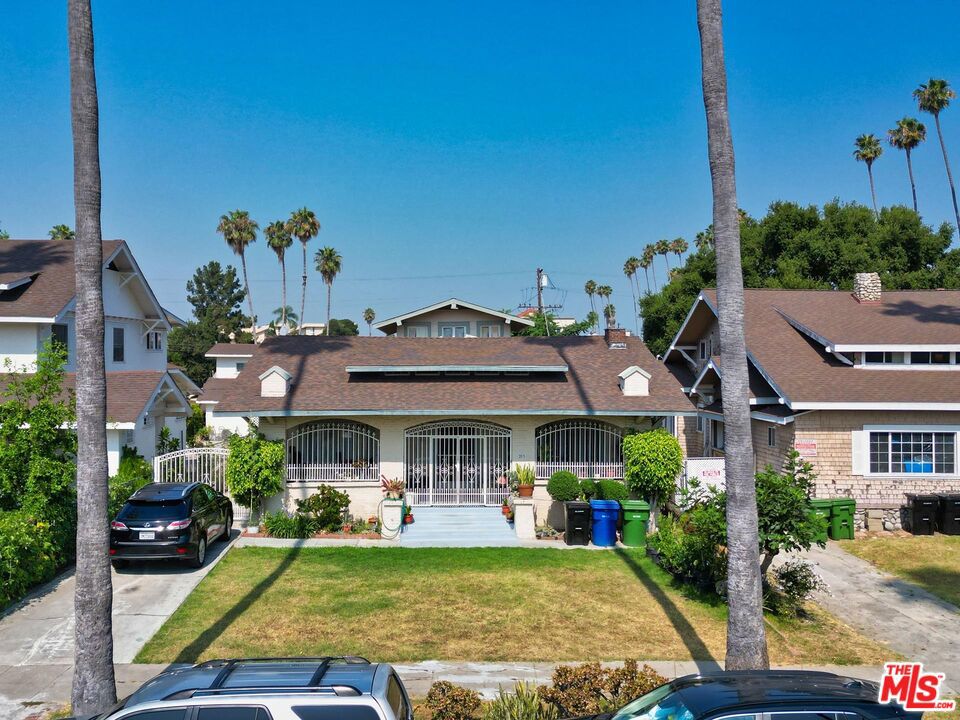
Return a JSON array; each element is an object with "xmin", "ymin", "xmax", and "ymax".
[{"xmin": 399, "ymin": 506, "xmax": 519, "ymax": 547}]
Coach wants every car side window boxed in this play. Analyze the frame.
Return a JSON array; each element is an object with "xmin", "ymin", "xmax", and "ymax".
[
  {"xmin": 196, "ymin": 707, "xmax": 271, "ymax": 720},
  {"xmin": 767, "ymin": 713, "xmax": 843, "ymax": 720},
  {"xmin": 190, "ymin": 489, "xmax": 208, "ymax": 511},
  {"xmin": 200, "ymin": 485, "xmax": 217, "ymax": 503},
  {"xmin": 121, "ymin": 709, "xmax": 188, "ymax": 719},
  {"xmin": 386, "ymin": 672, "xmax": 411, "ymax": 720},
  {"xmin": 292, "ymin": 706, "xmax": 381, "ymax": 720}
]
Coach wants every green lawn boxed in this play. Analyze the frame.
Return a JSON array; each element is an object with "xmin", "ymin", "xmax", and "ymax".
[
  {"xmin": 137, "ymin": 546, "xmax": 891, "ymax": 665},
  {"xmin": 845, "ymin": 534, "xmax": 960, "ymax": 609}
]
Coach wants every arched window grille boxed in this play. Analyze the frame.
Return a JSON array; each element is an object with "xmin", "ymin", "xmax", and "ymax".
[
  {"xmin": 285, "ymin": 420, "xmax": 380, "ymax": 482},
  {"xmin": 535, "ymin": 420, "xmax": 625, "ymax": 479}
]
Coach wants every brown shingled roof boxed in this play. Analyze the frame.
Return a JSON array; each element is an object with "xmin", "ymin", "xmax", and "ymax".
[
  {"xmin": 215, "ymin": 335, "xmax": 694, "ymax": 415},
  {"xmin": 0, "ymin": 240, "xmax": 124, "ymax": 318},
  {"xmin": 199, "ymin": 376, "xmax": 237, "ymax": 404}
]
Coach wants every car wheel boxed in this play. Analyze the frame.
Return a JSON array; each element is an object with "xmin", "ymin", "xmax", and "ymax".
[
  {"xmin": 111, "ymin": 559, "xmax": 128, "ymax": 570},
  {"xmin": 221, "ymin": 512, "xmax": 233, "ymax": 542},
  {"xmin": 190, "ymin": 537, "xmax": 206, "ymax": 569}
]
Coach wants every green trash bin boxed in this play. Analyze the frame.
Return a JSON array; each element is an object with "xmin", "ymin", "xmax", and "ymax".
[
  {"xmin": 829, "ymin": 498, "xmax": 856, "ymax": 541},
  {"xmin": 809, "ymin": 499, "xmax": 832, "ymax": 544},
  {"xmin": 621, "ymin": 500, "xmax": 651, "ymax": 547}
]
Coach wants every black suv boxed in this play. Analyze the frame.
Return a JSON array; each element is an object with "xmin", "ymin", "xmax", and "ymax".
[
  {"xmin": 601, "ymin": 671, "xmax": 919, "ymax": 720},
  {"xmin": 110, "ymin": 482, "xmax": 233, "ymax": 568}
]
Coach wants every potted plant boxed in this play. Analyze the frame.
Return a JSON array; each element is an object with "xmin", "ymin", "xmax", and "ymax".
[
  {"xmin": 502, "ymin": 498, "xmax": 511, "ymax": 515},
  {"xmin": 515, "ymin": 465, "xmax": 536, "ymax": 497},
  {"xmin": 380, "ymin": 475, "xmax": 405, "ymax": 500},
  {"xmin": 404, "ymin": 509, "xmax": 414, "ymax": 524}
]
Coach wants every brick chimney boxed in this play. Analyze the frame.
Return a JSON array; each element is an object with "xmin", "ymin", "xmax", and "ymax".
[
  {"xmin": 604, "ymin": 327, "xmax": 627, "ymax": 349},
  {"xmin": 853, "ymin": 272, "xmax": 882, "ymax": 303}
]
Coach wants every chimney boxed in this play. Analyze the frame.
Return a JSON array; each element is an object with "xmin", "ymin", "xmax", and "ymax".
[
  {"xmin": 604, "ymin": 327, "xmax": 627, "ymax": 349},
  {"xmin": 853, "ymin": 272, "xmax": 882, "ymax": 303}
]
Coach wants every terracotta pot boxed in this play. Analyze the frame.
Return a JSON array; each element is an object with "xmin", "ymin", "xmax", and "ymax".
[
  {"xmin": 517, "ymin": 484, "xmax": 534, "ymax": 497},
  {"xmin": 502, "ymin": 505, "xmax": 510, "ymax": 515},
  {"xmin": 404, "ymin": 514, "xmax": 414, "ymax": 524}
]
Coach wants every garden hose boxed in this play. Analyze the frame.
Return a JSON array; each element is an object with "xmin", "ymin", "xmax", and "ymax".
[{"xmin": 377, "ymin": 497, "xmax": 404, "ymax": 540}]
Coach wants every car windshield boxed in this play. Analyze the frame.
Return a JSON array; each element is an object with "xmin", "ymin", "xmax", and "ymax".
[
  {"xmin": 119, "ymin": 499, "xmax": 188, "ymax": 521},
  {"xmin": 611, "ymin": 684, "xmax": 694, "ymax": 720}
]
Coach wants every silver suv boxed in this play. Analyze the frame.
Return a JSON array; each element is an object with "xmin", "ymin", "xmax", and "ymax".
[{"xmin": 73, "ymin": 657, "xmax": 414, "ymax": 720}]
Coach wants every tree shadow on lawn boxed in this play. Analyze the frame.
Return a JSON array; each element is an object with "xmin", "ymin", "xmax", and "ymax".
[
  {"xmin": 614, "ymin": 548, "xmax": 722, "ymax": 669},
  {"xmin": 885, "ymin": 565, "xmax": 960, "ymax": 611},
  {"xmin": 172, "ymin": 546, "xmax": 303, "ymax": 663}
]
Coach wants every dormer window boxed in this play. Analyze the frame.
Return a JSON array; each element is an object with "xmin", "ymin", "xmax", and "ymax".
[
  {"xmin": 865, "ymin": 351, "xmax": 904, "ymax": 364},
  {"xmin": 911, "ymin": 351, "xmax": 950, "ymax": 364}
]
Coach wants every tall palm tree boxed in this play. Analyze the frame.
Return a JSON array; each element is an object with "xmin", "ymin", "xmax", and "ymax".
[
  {"xmin": 623, "ymin": 257, "xmax": 640, "ymax": 335},
  {"xmin": 671, "ymin": 237, "xmax": 689, "ymax": 264},
  {"xmin": 853, "ymin": 134, "xmax": 883, "ymax": 219},
  {"xmin": 272, "ymin": 305, "xmax": 298, "ymax": 328},
  {"xmin": 602, "ymin": 303, "xmax": 616, "ymax": 329},
  {"xmin": 216, "ymin": 210, "xmax": 258, "ymax": 324},
  {"xmin": 696, "ymin": 0, "xmax": 768, "ymax": 670},
  {"xmin": 363, "ymin": 307, "xmax": 376, "ymax": 335},
  {"xmin": 264, "ymin": 220, "xmax": 293, "ymax": 329},
  {"xmin": 595, "ymin": 284, "xmax": 613, "ymax": 328},
  {"xmin": 49, "ymin": 224, "xmax": 75, "ymax": 240},
  {"xmin": 639, "ymin": 247, "xmax": 655, "ymax": 293},
  {"xmin": 695, "ymin": 228, "xmax": 714, "ymax": 252},
  {"xmin": 314, "ymin": 246, "xmax": 342, "ymax": 335},
  {"xmin": 287, "ymin": 207, "xmax": 321, "ymax": 329},
  {"xmin": 67, "ymin": 0, "xmax": 116, "ymax": 713},
  {"xmin": 915, "ymin": 79, "xmax": 960, "ymax": 231},
  {"xmin": 888, "ymin": 117, "xmax": 927, "ymax": 213},
  {"xmin": 655, "ymin": 238, "xmax": 672, "ymax": 274},
  {"xmin": 584, "ymin": 279, "xmax": 598, "ymax": 333}
]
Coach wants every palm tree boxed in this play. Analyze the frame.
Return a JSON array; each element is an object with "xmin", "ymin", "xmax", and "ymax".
[
  {"xmin": 671, "ymin": 237, "xmax": 689, "ymax": 264},
  {"xmin": 595, "ymin": 284, "xmax": 613, "ymax": 328},
  {"xmin": 49, "ymin": 224, "xmax": 75, "ymax": 240},
  {"xmin": 623, "ymin": 257, "xmax": 640, "ymax": 335},
  {"xmin": 363, "ymin": 307, "xmax": 376, "ymax": 335},
  {"xmin": 602, "ymin": 303, "xmax": 616, "ymax": 329},
  {"xmin": 288, "ymin": 207, "xmax": 321, "ymax": 329},
  {"xmin": 216, "ymin": 210, "xmax": 258, "ymax": 324},
  {"xmin": 695, "ymin": 228, "xmax": 714, "ymax": 252},
  {"xmin": 67, "ymin": 0, "xmax": 116, "ymax": 713},
  {"xmin": 655, "ymin": 238, "xmax": 672, "ymax": 274},
  {"xmin": 272, "ymin": 305, "xmax": 298, "ymax": 328},
  {"xmin": 584, "ymin": 280, "xmax": 598, "ymax": 333},
  {"xmin": 696, "ymin": 0, "xmax": 768, "ymax": 670},
  {"xmin": 264, "ymin": 220, "xmax": 293, "ymax": 329},
  {"xmin": 888, "ymin": 117, "xmax": 927, "ymax": 213},
  {"xmin": 639, "ymin": 247, "xmax": 655, "ymax": 293},
  {"xmin": 314, "ymin": 246, "xmax": 342, "ymax": 335},
  {"xmin": 853, "ymin": 134, "xmax": 883, "ymax": 219},
  {"xmin": 915, "ymin": 79, "xmax": 960, "ymax": 231}
]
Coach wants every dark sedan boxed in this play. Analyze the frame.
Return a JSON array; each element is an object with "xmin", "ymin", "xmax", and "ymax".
[{"xmin": 110, "ymin": 481, "xmax": 233, "ymax": 568}]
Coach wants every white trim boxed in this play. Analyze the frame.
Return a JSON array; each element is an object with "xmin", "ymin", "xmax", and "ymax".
[
  {"xmin": 791, "ymin": 401, "xmax": 960, "ymax": 410},
  {"xmin": 373, "ymin": 297, "xmax": 534, "ymax": 330},
  {"xmin": 346, "ymin": 364, "xmax": 568, "ymax": 374},
  {"xmin": 205, "ymin": 352, "xmax": 255, "ymax": 358},
  {"xmin": 835, "ymin": 344, "xmax": 960, "ymax": 352},
  {"xmin": 213, "ymin": 408, "xmax": 699, "ymax": 418},
  {"xmin": 689, "ymin": 360, "xmax": 719, "ymax": 396},
  {"xmin": 750, "ymin": 396, "xmax": 785, "ymax": 405},
  {"xmin": 0, "ymin": 276, "xmax": 34, "ymax": 291},
  {"xmin": 259, "ymin": 365, "xmax": 292, "ymax": 381},
  {"xmin": 104, "ymin": 243, "xmax": 172, "ymax": 332},
  {"xmin": 663, "ymin": 292, "xmax": 712, "ymax": 364},
  {"xmin": 860, "ymin": 425, "xmax": 960, "ymax": 477},
  {"xmin": 0, "ymin": 316, "xmax": 57, "ymax": 323},
  {"xmin": 752, "ymin": 411, "xmax": 795, "ymax": 425}
]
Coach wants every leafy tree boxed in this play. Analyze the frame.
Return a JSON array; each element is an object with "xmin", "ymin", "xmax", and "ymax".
[
  {"xmin": 217, "ymin": 210, "xmax": 259, "ymax": 323},
  {"xmin": 49, "ymin": 224, "xmax": 75, "ymax": 241},
  {"xmin": 622, "ymin": 428, "xmax": 682, "ymax": 531},
  {"xmin": 363, "ymin": 307, "xmax": 376, "ymax": 335},
  {"xmin": 914, "ymin": 78, "xmax": 960, "ymax": 233},
  {"xmin": 888, "ymin": 117, "xmax": 927, "ymax": 212},
  {"xmin": 639, "ymin": 201, "xmax": 959, "ymax": 357},
  {"xmin": 518, "ymin": 312, "xmax": 593, "ymax": 337},
  {"xmin": 0, "ymin": 222, "xmax": 9, "ymax": 240},
  {"xmin": 584, "ymin": 280, "xmax": 598, "ymax": 333},
  {"xmin": 327, "ymin": 318, "xmax": 359, "ymax": 336},
  {"xmin": 314, "ymin": 246, "xmax": 342, "ymax": 335},
  {"xmin": 225, "ymin": 434, "xmax": 285, "ymax": 522},
  {"xmin": 853, "ymin": 134, "xmax": 883, "ymax": 218},
  {"xmin": 264, "ymin": 220, "xmax": 293, "ymax": 328},
  {"xmin": 288, "ymin": 207, "xmax": 321, "ymax": 328}
]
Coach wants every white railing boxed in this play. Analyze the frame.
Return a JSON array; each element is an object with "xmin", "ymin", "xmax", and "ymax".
[
  {"xmin": 285, "ymin": 463, "xmax": 380, "ymax": 483},
  {"xmin": 680, "ymin": 456, "xmax": 726, "ymax": 493},
  {"xmin": 285, "ymin": 420, "xmax": 380, "ymax": 483},
  {"xmin": 153, "ymin": 447, "xmax": 229, "ymax": 494},
  {"xmin": 535, "ymin": 461, "xmax": 624, "ymax": 480}
]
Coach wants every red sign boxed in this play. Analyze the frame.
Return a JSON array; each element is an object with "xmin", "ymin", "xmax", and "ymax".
[
  {"xmin": 795, "ymin": 438, "xmax": 817, "ymax": 457},
  {"xmin": 879, "ymin": 663, "xmax": 955, "ymax": 712}
]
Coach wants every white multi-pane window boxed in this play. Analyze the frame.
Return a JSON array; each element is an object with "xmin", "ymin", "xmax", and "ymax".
[
  {"xmin": 146, "ymin": 331, "xmax": 162, "ymax": 351},
  {"xmin": 869, "ymin": 431, "xmax": 956, "ymax": 474}
]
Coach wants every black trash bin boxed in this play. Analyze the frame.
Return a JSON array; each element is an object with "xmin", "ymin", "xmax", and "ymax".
[
  {"xmin": 564, "ymin": 501, "xmax": 591, "ymax": 546},
  {"xmin": 937, "ymin": 494, "xmax": 960, "ymax": 535},
  {"xmin": 906, "ymin": 493, "xmax": 938, "ymax": 535}
]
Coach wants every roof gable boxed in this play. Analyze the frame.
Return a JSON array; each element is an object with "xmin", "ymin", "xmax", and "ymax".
[{"xmin": 373, "ymin": 298, "xmax": 534, "ymax": 332}]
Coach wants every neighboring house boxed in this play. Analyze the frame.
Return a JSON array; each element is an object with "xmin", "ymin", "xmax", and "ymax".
[
  {"xmin": 663, "ymin": 272, "xmax": 960, "ymax": 528},
  {"xmin": 211, "ymin": 327, "xmax": 695, "ymax": 518},
  {"xmin": 374, "ymin": 298, "xmax": 535, "ymax": 337},
  {"xmin": 247, "ymin": 322, "xmax": 325, "ymax": 343},
  {"xmin": 517, "ymin": 307, "xmax": 579, "ymax": 330},
  {"xmin": 0, "ymin": 239, "xmax": 198, "ymax": 473},
  {"xmin": 199, "ymin": 342, "xmax": 254, "ymax": 438}
]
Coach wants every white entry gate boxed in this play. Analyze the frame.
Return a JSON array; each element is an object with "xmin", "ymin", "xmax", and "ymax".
[
  {"xmin": 404, "ymin": 421, "xmax": 511, "ymax": 506},
  {"xmin": 153, "ymin": 446, "xmax": 247, "ymax": 520}
]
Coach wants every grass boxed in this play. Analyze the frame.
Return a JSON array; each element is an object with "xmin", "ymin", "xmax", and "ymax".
[
  {"xmin": 136, "ymin": 546, "xmax": 891, "ymax": 665},
  {"xmin": 845, "ymin": 534, "xmax": 960, "ymax": 609}
]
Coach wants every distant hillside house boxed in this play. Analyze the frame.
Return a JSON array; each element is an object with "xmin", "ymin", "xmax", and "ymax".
[
  {"xmin": 374, "ymin": 298, "xmax": 535, "ymax": 337},
  {"xmin": 663, "ymin": 273, "xmax": 960, "ymax": 528},
  {"xmin": 0, "ymin": 239, "xmax": 198, "ymax": 473}
]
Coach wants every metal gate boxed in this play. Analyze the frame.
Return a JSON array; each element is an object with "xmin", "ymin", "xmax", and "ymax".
[
  {"xmin": 153, "ymin": 446, "xmax": 246, "ymax": 520},
  {"xmin": 404, "ymin": 421, "xmax": 511, "ymax": 506}
]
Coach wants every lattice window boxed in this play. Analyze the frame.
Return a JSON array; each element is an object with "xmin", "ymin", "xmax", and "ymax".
[
  {"xmin": 535, "ymin": 420, "xmax": 625, "ymax": 479},
  {"xmin": 285, "ymin": 420, "xmax": 380, "ymax": 482}
]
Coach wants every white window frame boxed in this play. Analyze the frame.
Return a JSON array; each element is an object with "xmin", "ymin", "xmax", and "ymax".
[
  {"xmin": 477, "ymin": 322, "xmax": 504, "ymax": 338},
  {"xmin": 856, "ymin": 425, "xmax": 960, "ymax": 477},
  {"xmin": 438, "ymin": 323, "xmax": 468, "ymax": 338},
  {"xmin": 145, "ymin": 330, "xmax": 163, "ymax": 351}
]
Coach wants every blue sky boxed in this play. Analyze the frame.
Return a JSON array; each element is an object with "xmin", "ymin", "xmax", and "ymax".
[{"xmin": 2, "ymin": 1, "xmax": 959, "ymax": 328}]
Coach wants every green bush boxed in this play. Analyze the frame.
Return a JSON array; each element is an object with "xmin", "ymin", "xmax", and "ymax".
[
  {"xmin": 648, "ymin": 511, "xmax": 726, "ymax": 590},
  {"xmin": 596, "ymin": 479, "xmax": 629, "ymax": 503},
  {"xmin": 225, "ymin": 434, "xmax": 285, "ymax": 518},
  {"xmin": 623, "ymin": 429, "xmax": 683, "ymax": 511},
  {"xmin": 0, "ymin": 510, "xmax": 65, "ymax": 608},
  {"xmin": 766, "ymin": 558, "xmax": 827, "ymax": 617},
  {"xmin": 540, "ymin": 660, "xmax": 667, "ymax": 716},
  {"xmin": 295, "ymin": 484, "xmax": 351, "ymax": 532},
  {"xmin": 262, "ymin": 510, "xmax": 314, "ymax": 539},
  {"xmin": 108, "ymin": 446, "xmax": 153, "ymax": 520},
  {"xmin": 425, "ymin": 681, "xmax": 482, "ymax": 720},
  {"xmin": 579, "ymin": 478, "xmax": 598, "ymax": 500},
  {"xmin": 484, "ymin": 683, "xmax": 557, "ymax": 720},
  {"xmin": 546, "ymin": 471, "xmax": 581, "ymax": 502}
]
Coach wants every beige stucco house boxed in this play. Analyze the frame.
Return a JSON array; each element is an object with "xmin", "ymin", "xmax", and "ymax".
[
  {"xmin": 373, "ymin": 298, "xmax": 535, "ymax": 337},
  {"xmin": 663, "ymin": 273, "xmax": 960, "ymax": 529}
]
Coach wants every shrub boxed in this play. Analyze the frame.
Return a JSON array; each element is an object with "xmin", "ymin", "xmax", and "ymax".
[
  {"xmin": 295, "ymin": 484, "xmax": 351, "ymax": 532},
  {"xmin": 263, "ymin": 510, "xmax": 313, "ymax": 539},
  {"xmin": 0, "ymin": 510, "xmax": 64, "ymax": 608},
  {"xmin": 623, "ymin": 430, "xmax": 683, "ymax": 527},
  {"xmin": 540, "ymin": 660, "xmax": 666, "ymax": 716},
  {"xmin": 425, "ymin": 681, "xmax": 482, "ymax": 720},
  {"xmin": 766, "ymin": 559, "xmax": 827, "ymax": 617},
  {"xmin": 596, "ymin": 479, "xmax": 629, "ymax": 504},
  {"xmin": 648, "ymin": 511, "xmax": 726, "ymax": 591},
  {"xmin": 546, "ymin": 471, "xmax": 581, "ymax": 501},
  {"xmin": 108, "ymin": 446, "xmax": 153, "ymax": 520},
  {"xmin": 484, "ymin": 683, "xmax": 556, "ymax": 720},
  {"xmin": 579, "ymin": 478, "xmax": 598, "ymax": 500},
  {"xmin": 225, "ymin": 434, "xmax": 285, "ymax": 518}
]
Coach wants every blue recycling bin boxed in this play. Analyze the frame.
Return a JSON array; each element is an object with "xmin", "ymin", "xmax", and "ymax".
[{"xmin": 589, "ymin": 499, "xmax": 619, "ymax": 547}]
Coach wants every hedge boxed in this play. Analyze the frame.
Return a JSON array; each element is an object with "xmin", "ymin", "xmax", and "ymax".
[{"xmin": 0, "ymin": 510, "xmax": 65, "ymax": 608}]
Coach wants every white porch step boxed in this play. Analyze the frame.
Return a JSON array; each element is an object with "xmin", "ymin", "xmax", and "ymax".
[{"xmin": 399, "ymin": 506, "xmax": 520, "ymax": 547}]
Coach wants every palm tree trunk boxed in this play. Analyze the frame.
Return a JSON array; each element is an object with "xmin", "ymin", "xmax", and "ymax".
[
  {"xmin": 240, "ymin": 252, "xmax": 255, "ymax": 326},
  {"xmin": 326, "ymin": 284, "xmax": 332, "ymax": 335},
  {"xmin": 651, "ymin": 268, "xmax": 659, "ymax": 292},
  {"xmin": 629, "ymin": 278, "xmax": 638, "ymax": 335},
  {"xmin": 643, "ymin": 267, "xmax": 651, "ymax": 294},
  {"xmin": 867, "ymin": 163, "xmax": 879, "ymax": 220},
  {"xmin": 280, "ymin": 258, "xmax": 287, "ymax": 328},
  {"xmin": 696, "ymin": 0, "xmax": 769, "ymax": 671},
  {"xmin": 588, "ymin": 295, "xmax": 597, "ymax": 334},
  {"xmin": 934, "ymin": 114, "xmax": 960, "ymax": 231},
  {"xmin": 68, "ymin": 1, "xmax": 117, "ymax": 714},
  {"xmin": 906, "ymin": 150, "xmax": 918, "ymax": 213},
  {"xmin": 300, "ymin": 243, "xmax": 308, "ymax": 330}
]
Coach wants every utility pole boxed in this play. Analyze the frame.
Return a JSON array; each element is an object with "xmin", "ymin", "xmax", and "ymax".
[{"xmin": 536, "ymin": 267, "xmax": 550, "ymax": 336}]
